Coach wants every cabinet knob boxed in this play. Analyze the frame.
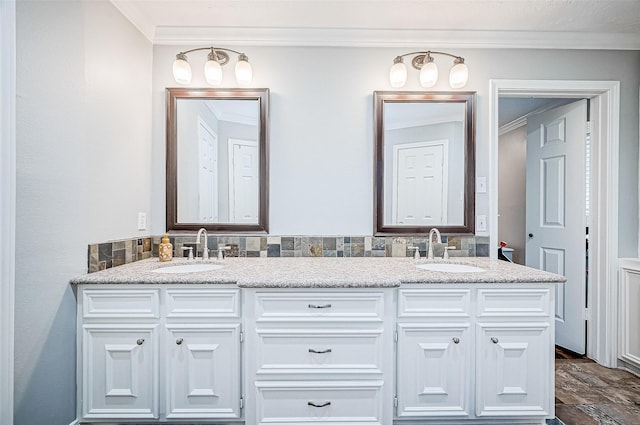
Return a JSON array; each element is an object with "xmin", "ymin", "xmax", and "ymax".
[
  {"xmin": 528, "ymin": 233, "xmax": 534, "ymax": 238},
  {"xmin": 176, "ymin": 338, "xmax": 183, "ymax": 345},
  {"xmin": 491, "ymin": 337, "xmax": 499, "ymax": 344},
  {"xmin": 309, "ymin": 348, "xmax": 332, "ymax": 354},
  {"xmin": 307, "ymin": 401, "xmax": 331, "ymax": 408},
  {"xmin": 308, "ymin": 304, "xmax": 331, "ymax": 309},
  {"xmin": 452, "ymin": 337, "xmax": 460, "ymax": 344},
  {"xmin": 136, "ymin": 338, "xmax": 145, "ymax": 345}
]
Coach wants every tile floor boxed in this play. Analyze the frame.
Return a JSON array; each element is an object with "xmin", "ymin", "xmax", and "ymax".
[{"xmin": 555, "ymin": 356, "xmax": 640, "ymax": 424}]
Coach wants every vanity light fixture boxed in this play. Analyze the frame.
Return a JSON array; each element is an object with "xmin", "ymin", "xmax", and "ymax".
[
  {"xmin": 172, "ymin": 47, "xmax": 253, "ymax": 86},
  {"xmin": 389, "ymin": 51, "xmax": 469, "ymax": 89}
]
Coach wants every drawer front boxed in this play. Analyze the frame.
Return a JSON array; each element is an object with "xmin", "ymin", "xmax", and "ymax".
[
  {"xmin": 256, "ymin": 381, "xmax": 383, "ymax": 424},
  {"xmin": 255, "ymin": 292, "xmax": 384, "ymax": 322},
  {"xmin": 477, "ymin": 288, "xmax": 551, "ymax": 318},
  {"xmin": 398, "ymin": 289, "xmax": 471, "ymax": 318},
  {"xmin": 256, "ymin": 330, "xmax": 382, "ymax": 374},
  {"xmin": 82, "ymin": 289, "xmax": 160, "ymax": 319},
  {"xmin": 165, "ymin": 289, "xmax": 240, "ymax": 319}
]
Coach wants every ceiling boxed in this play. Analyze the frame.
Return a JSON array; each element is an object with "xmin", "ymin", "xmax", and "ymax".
[{"xmin": 111, "ymin": 0, "xmax": 640, "ymax": 49}]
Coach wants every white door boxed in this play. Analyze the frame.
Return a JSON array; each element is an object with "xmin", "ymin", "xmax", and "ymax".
[
  {"xmin": 228, "ymin": 139, "xmax": 258, "ymax": 223},
  {"xmin": 476, "ymin": 324, "xmax": 551, "ymax": 417},
  {"xmin": 166, "ymin": 325, "xmax": 241, "ymax": 419},
  {"xmin": 525, "ymin": 100, "xmax": 587, "ymax": 354},
  {"xmin": 393, "ymin": 140, "xmax": 448, "ymax": 225},
  {"xmin": 198, "ymin": 119, "xmax": 218, "ymax": 222},
  {"xmin": 396, "ymin": 323, "xmax": 470, "ymax": 418},
  {"xmin": 82, "ymin": 326, "xmax": 158, "ymax": 419}
]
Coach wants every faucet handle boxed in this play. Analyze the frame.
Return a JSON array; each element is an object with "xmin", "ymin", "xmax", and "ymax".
[
  {"xmin": 443, "ymin": 246, "xmax": 456, "ymax": 260},
  {"xmin": 409, "ymin": 246, "xmax": 421, "ymax": 260},
  {"xmin": 181, "ymin": 246, "xmax": 194, "ymax": 260},
  {"xmin": 217, "ymin": 246, "xmax": 230, "ymax": 260}
]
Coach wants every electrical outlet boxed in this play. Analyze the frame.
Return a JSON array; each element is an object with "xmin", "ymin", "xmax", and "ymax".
[
  {"xmin": 477, "ymin": 176, "xmax": 487, "ymax": 193},
  {"xmin": 137, "ymin": 212, "xmax": 147, "ymax": 231},
  {"xmin": 476, "ymin": 215, "xmax": 487, "ymax": 232}
]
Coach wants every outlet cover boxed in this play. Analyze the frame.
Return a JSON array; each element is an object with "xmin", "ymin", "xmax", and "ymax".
[
  {"xmin": 477, "ymin": 176, "xmax": 487, "ymax": 193},
  {"xmin": 476, "ymin": 215, "xmax": 487, "ymax": 232},
  {"xmin": 137, "ymin": 212, "xmax": 147, "ymax": 231}
]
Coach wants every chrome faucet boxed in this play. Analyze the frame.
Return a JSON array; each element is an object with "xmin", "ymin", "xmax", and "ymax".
[
  {"xmin": 195, "ymin": 228, "xmax": 209, "ymax": 260},
  {"xmin": 427, "ymin": 228, "xmax": 442, "ymax": 260}
]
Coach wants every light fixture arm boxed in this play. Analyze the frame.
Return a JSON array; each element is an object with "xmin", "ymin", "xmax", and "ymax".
[
  {"xmin": 389, "ymin": 49, "xmax": 468, "ymax": 89},
  {"xmin": 394, "ymin": 50, "xmax": 464, "ymax": 70},
  {"xmin": 172, "ymin": 46, "xmax": 253, "ymax": 86}
]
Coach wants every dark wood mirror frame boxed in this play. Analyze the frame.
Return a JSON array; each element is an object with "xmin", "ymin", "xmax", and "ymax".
[
  {"xmin": 166, "ymin": 87, "xmax": 269, "ymax": 233},
  {"xmin": 374, "ymin": 91, "xmax": 476, "ymax": 235}
]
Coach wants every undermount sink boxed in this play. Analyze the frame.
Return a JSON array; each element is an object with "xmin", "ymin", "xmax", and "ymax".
[
  {"xmin": 151, "ymin": 263, "xmax": 225, "ymax": 274},
  {"xmin": 416, "ymin": 263, "xmax": 486, "ymax": 273}
]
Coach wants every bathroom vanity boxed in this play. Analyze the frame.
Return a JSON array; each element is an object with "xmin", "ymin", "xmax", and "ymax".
[{"xmin": 71, "ymin": 257, "xmax": 564, "ymax": 425}]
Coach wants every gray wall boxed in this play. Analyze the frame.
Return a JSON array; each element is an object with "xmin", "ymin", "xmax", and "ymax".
[
  {"xmin": 498, "ymin": 126, "xmax": 527, "ymax": 264},
  {"xmin": 15, "ymin": 1, "xmax": 152, "ymax": 424}
]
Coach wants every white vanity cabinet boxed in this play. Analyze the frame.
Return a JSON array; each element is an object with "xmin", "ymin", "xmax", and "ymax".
[
  {"xmin": 395, "ymin": 284, "xmax": 555, "ymax": 425},
  {"xmin": 77, "ymin": 285, "xmax": 243, "ymax": 423},
  {"xmin": 243, "ymin": 289, "xmax": 395, "ymax": 425}
]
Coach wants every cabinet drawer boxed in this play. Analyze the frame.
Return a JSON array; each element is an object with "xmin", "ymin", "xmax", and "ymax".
[
  {"xmin": 82, "ymin": 289, "xmax": 160, "ymax": 319},
  {"xmin": 165, "ymin": 289, "xmax": 240, "ymax": 319},
  {"xmin": 398, "ymin": 289, "xmax": 471, "ymax": 318},
  {"xmin": 256, "ymin": 381, "xmax": 383, "ymax": 424},
  {"xmin": 256, "ymin": 330, "xmax": 382, "ymax": 374},
  {"xmin": 477, "ymin": 289, "xmax": 550, "ymax": 317},
  {"xmin": 255, "ymin": 292, "xmax": 384, "ymax": 322}
]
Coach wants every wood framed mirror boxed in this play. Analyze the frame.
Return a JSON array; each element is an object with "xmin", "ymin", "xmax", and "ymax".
[
  {"xmin": 166, "ymin": 88, "xmax": 269, "ymax": 232},
  {"xmin": 374, "ymin": 91, "xmax": 475, "ymax": 235}
]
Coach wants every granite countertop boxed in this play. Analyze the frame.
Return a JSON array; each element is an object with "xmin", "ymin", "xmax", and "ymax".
[{"xmin": 70, "ymin": 257, "xmax": 566, "ymax": 288}]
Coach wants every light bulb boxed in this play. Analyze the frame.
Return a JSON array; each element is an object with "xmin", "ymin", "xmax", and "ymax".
[
  {"xmin": 389, "ymin": 57, "xmax": 407, "ymax": 88},
  {"xmin": 204, "ymin": 51, "xmax": 223, "ymax": 85},
  {"xmin": 419, "ymin": 56, "xmax": 438, "ymax": 88},
  {"xmin": 235, "ymin": 54, "xmax": 253, "ymax": 85},
  {"xmin": 172, "ymin": 53, "xmax": 192, "ymax": 84},
  {"xmin": 449, "ymin": 58, "xmax": 469, "ymax": 89}
]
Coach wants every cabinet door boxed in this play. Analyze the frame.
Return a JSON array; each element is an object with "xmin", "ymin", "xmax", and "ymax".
[
  {"xmin": 396, "ymin": 323, "xmax": 471, "ymax": 418},
  {"xmin": 476, "ymin": 323, "xmax": 551, "ymax": 417},
  {"xmin": 82, "ymin": 325, "xmax": 158, "ymax": 419},
  {"xmin": 166, "ymin": 324, "xmax": 241, "ymax": 419}
]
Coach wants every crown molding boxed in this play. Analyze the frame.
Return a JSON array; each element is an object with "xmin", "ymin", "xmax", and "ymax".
[
  {"xmin": 151, "ymin": 26, "xmax": 640, "ymax": 49},
  {"xmin": 111, "ymin": 0, "xmax": 156, "ymax": 42}
]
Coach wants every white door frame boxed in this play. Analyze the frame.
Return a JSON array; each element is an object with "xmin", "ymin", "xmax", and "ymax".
[
  {"xmin": 0, "ymin": 0, "xmax": 15, "ymax": 424},
  {"xmin": 490, "ymin": 79, "xmax": 620, "ymax": 367}
]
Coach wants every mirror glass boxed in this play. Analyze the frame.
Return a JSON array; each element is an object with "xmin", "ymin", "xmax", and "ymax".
[
  {"xmin": 374, "ymin": 91, "xmax": 475, "ymax": 235},
  {"xmin": 166, "ymin": 88, "xmax": 269, "ymax": 232}
]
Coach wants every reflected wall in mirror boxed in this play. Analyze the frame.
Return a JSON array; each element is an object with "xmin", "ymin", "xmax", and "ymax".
[
  {"xmin": 374, "ymin": 91, "xmax": 475, "ymax": 235},
  {"xmin": 166, "ymin": 88, "xmax": 269, "ymax": 232}
]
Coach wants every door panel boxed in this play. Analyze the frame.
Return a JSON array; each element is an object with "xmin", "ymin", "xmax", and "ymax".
[
  {"xmin": 166, "ymin": 325, "xmax": 241, "ymax": 419},
  {"xmin": 526, "ymin": 99, "xmax": 587, "ymax": 354},
  {"xmin": 396, "ymin": 323, "xmax": 470, "ymax": 417},
  {"xmin": 82, "ymin": 326, "xmax": 158, "ymax": 419}
]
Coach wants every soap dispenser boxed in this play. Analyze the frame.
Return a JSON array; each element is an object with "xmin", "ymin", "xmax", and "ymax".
[{"xmin": 159, "ymin": 233, "xmax": 173, "ymax": 262}]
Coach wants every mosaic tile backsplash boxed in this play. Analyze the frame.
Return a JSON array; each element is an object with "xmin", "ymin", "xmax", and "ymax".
[{"xmin": 88, "ymin": 234, "xmax": 490, "ymax": 273}]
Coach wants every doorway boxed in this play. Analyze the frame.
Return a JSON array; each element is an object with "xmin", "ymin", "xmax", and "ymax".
[
  {"xmin": 490, "ymin": 79, "xmax": 620, "ymax": 368},
  {"xmin": 498, "ymin": 98, "xmax": 589, "ymax": 355}
]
